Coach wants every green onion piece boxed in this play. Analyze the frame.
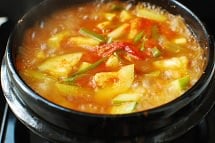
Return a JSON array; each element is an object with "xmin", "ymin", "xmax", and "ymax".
[
  {"xmin": 151, "ymin": 47, "xmax": 161, "ymax": 57},
  {"xmin": 134, "ymin": 31, "xmax": 144, "ymax": 43},
  {"xmin": 79, "ymin": 28, "xmax": 106, "ymax": 43},
  {"xmin": 64, "ymin": 57, "xmax": 107, "ymax": 82}
]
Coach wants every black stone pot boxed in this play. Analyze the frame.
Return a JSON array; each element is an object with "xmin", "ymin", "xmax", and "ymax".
[{"xmin": 1, "ymin": 0, "xmax": 215, "ymax": 142}]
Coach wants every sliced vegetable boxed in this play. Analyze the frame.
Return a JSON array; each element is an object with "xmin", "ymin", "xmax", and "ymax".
[
  {"xmin": 124, "ymin": 44, "xmax": 151, "ymax": 60},
  {"xmin": 107, "ymin": 23, "xmax": 130, "ymax": 40},
  {"xmin": 163, "ymin": 41, "xmax": 181, "ymax": 53},
  {"xmin": 153, "ymin": 56, "xmax": 188, "ymax": 70},
  {"xmin": 107, "ymin": 37, "xmax": 113, "ymax": 44},
  {"xmin": 96, "ymin": 42, "xmax": 125, "ymax": 57},
  {"xmin": 56, "ymin": 83, "xmax": 91, "ymax": 96},
  {"xmin": 79, "ymin": 28, "xmax": 106, "ymax": 43},
  {"xmin": 151, "ymin": 47, "xmax": 161, "ymax": 57},
  {"xmin": 104, "ymin": 13, "xmax": 116, "ymax": 21},
  {"xmin": 136, "ymin": 7, "xmax": 167, "ymax": 22},
  {"xmin": 95, "ymin": 64, "xmax": 134, "ymax": 103},
  {"xmin": 38, "ymin": 53, "xmax": 82, "ymax": 78},
  {"xmin": 94, "ymin": 72, "xmax": 118, "ymax": 88},
  {"xmin": 105, "ymin": 55, "xmax": 120, "ymax": 68},
  {"xmin": 112, "ymin": 93, "xmax": 143, "ymax": 104},
  {"xmin": 23, "ymin": 69, "xmax": 52, "ymax": 81},
  {"xmin": 128, "ymin": 18, "xmax": 142, "ymax": 39},
  {"xmin": 110, "ymin": 102, "xmax": 137, "ymax": 114},
  {"xmin": 56, "ymin": 83, "xmax": 81, "ymax": 96},
  {"xmin": 47, "ymin": 31, "xmax": 70, "ymax": 49},
  {"xmin": 65, "ymin": 57, "xmax": 107, "ymax": 82},
  {"xmin": 178, "ymin": 76, "xmax": 190, "ymax": 90},
  {"xmin": 167, "ymin": 76, "xmax": 190, "ymax": 95},
  {"xmin": 67, "ymin": 36, "xmax": 100, "ymax": 49},
  {"xmin": 78, "ymin": 62, "xmax": 92, "ymax": 72},
  {"xmin": 133, "ymin": 31, "xmax": 144, "ymax": 43},
  {"xmin": 97, "ymin": 21, "xmax": 111, "ymax": 30},
  {"xmin": 97, "ymin": 42, "xmax": 149, "ymax": 59},
  {"xmin": 173, "ymin": 37, "xmax": 187, "ymax": 45},
  {"xmin": 120, "ymin": 10, "xmax": 132, "ymax": 22}
]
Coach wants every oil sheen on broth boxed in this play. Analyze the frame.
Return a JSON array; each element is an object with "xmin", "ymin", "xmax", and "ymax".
[{"xmin": 16, "ymin": 0, "xmax": 205, "ymax": 114}]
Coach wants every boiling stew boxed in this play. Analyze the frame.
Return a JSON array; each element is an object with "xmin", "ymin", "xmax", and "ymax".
[{"xmin": 16, "ymin": 0, "xmax": 205, "ymax": 114}]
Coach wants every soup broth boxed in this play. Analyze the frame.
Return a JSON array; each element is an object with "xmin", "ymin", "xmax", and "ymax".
[{"xmin": 16, "ymin": 0, "xmax": 205, "ymax": 114}]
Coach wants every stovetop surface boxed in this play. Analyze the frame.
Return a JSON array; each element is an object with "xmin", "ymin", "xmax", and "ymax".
[
  {"xmin": 1, "ymin": 103, "xmax": 215, "ymax": 143},
  {"xmin": 1, "ymin": 0, "xmax": 215, "ymax": 143}
]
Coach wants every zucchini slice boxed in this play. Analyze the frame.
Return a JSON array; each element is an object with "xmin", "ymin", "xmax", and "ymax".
[
  {"xmin": 111, "ymin": 102, "xmax": 137, "ymax": 114},
  {"xmin": 38, "ymin": 53, "xmax": 82, "ymax": 78}
]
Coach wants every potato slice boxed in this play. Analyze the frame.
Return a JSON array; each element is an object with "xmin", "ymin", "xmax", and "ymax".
[
  {"xmin": 38, "ymin": 53, "xmax": 82, "ymax": 78},
  {"xmin": 153, "ymin": 56, "xmax": 189, "ymax": 79},
  {"xmin": 108, "ymin": 23, "xmax": 130, "ymax": 39},
  {"xmin": 153, "ymin": 56, "xmax": 188, "ymax": 70},
  {"xmin": 67, "ymin": 36, "xmax": 100, "ymax": 50}
]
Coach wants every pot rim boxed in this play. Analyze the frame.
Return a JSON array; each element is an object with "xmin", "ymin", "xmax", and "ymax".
[{"xmin": 4, "ymin": 0, "xmax": 215, "ymax": 118}]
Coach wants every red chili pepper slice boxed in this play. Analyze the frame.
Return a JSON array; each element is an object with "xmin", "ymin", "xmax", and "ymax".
[
  {"xmin": 96, "ymin": 42, "xmax": 150, "ymax": 60},
  {"xmin": 123, "ymin": 44, "xmax": 151, "ymax": 59},
  {"xmin": 96, "ymin": 42, "xmax": 125, "ymax": 57}
]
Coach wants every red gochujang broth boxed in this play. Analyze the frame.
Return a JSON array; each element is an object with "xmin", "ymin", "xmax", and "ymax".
[{"xmin": 16, "ymin": 0, "xmax": 205, "ymax": 114}]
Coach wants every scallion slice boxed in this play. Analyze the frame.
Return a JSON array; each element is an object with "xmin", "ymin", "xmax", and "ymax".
[
  {"xmin": 64, "ymin": 57, "xmax": 107, "ymax": 82},
  {"xmin": 79, "ymin": 28, "xmax": 106, "ymax": 43},
  {"xmin": 134, "ymin": 31, "xmax": 144, "ymax": 43}
]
